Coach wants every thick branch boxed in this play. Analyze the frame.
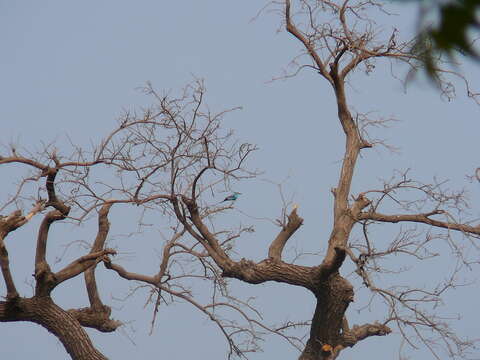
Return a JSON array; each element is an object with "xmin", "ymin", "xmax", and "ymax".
[
  {"xmin": 45, "ymin": 168, "xmax": 70, "ymax": 214},
  {"xmin": 350, "ymin": 322, "xmax": 392, "ymax": 343},
  {"xmin": 319, "ymin": 196, "xmax": 370, "ymax": 281},
  {"xmin": 68, "ymin": 306, "xmax": 122, "ymax": 333},
  {"xmin": 320, "ymin": 321, "xmax": 391, "ymax": 359},
  {"xmin": 0, "ymin": 201, "xmax": 45, "ymax": 238},
  {"xmin": 0, "ymin": 156, "xmax": 48, "ymax": 171},
  {"xmin": 0, "ymin": 237, "xmax": 18, "ymax": 299},
  {"xmin": 319, "ymin": 70, "xmax": 368, "ymax": 279},
  {"xmin": 85, "ymin": 203, "xmax": 113, "ymax": 311},
  {"xmin": 318, "ymin": 246, "xmax": 347, "ymax": 279},
  {"xmin": 0, "ymin": 203, "xmax": 46, "ymax": 299},
  {"xmin": 268, "ymin": 208, "xmax": 304, "ymax": 261},
  {"xmin": 55, "ymin": 249, "xmax": 117, "ymax": 284},
  {"xmin": 34, "ymin": 209, "xmax": 67, "ymax": 294},
  {"xmin": 35, "ymin": 171, "xmax": 71, "ymax": 295},
  {"xmin": 330, "ymin": 83, "xmax": 361, "ymax": 214},
  {"xmin": 60, "ymin": 203, "xmax": 122, "ymax": 334},
  {"xmin": 222, "ymin": 258, "xmax": 320, "ymax": 290}
]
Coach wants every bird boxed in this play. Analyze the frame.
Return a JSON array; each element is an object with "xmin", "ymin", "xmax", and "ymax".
[{"xmin": 222, "ymin": 192, "xmax": 241, "ymax": 202}]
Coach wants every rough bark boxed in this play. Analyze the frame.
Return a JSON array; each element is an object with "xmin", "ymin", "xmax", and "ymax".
[
  {"xmin": 268, "ymin": 208, "xmax": 304, "ymax": 261},
  {"xmin": 0, "ymin": 296, "xmax": 107, "ymax": 360},
  {"xmin": 300, "ymin": 274, "xmax": 354, "ymax": 360}
]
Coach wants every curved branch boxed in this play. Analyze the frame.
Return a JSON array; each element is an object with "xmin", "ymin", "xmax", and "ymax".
[
  {"xmin": 357, "ymin": 210, "xmax": 480, "ymax": 235},
  {"xmin": 0, "ymin": 240, "xmax": 17, "ymax": 299},
  {"xmin": 0, "ymin": 203, "xmax": 45, "ymax": 299},
  {"xmin": 285, "ymin": 0, "xmax": 333, "ymax": 84},
  {"xmin": 85, "ymin": 203, "xmax": 113, "ymax": 311},
  {"xmin": 0, "ymin": 156, "xmax": 48, "ymax": 171},
  {"xmin": 34, "ymin": 209, "xmax": 67, "ymax": 295},
  {"xmin": 103, "ymin": 257, "xmax": 160, "ymax": 285},
  {"xmin": 34, "ymin": 169, "xmax": 71, "ymax": 295},
  {"xmin": 335, "ymin": 321, "xmax": 392, "ymax": 352},
  {"xmin": 268, "ymin": 208, "xmax": 304, "ymax": 261},
  {"xmin": 55, "ymin": 249, "xmax": 117, "ymax": 284},
  {"xmin": 45, "ymin": 168, "xmax": 70, "ymax": 214}
]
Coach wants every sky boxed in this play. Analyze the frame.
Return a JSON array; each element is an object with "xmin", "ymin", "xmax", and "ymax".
[{"xmin": 1, "ymin": 1, "xmax": 479, "ymax": 359}]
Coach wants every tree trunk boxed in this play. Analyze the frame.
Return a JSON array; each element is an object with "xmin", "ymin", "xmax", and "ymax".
[
  {"xmin": 0, "ymin": 296, "xmax": 107, "ymax": 360},
  {"xmin": 300, "ymin": 273, "xmax": 354, "ymax": 360}
]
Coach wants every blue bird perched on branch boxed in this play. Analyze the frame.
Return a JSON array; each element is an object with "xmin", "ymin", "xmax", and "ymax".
[{"xmin": 222, "ymin": 192, "xmax": 241, "ymax": 202}]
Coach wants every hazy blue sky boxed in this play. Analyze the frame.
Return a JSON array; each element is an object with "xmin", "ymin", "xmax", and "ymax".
[{"xmin": 1, "ymin": 1, "xmax": 479, "ymax": 359}]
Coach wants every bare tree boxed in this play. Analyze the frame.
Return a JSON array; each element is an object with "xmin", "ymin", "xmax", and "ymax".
[{"xmin": 1, "ymin": 1, "xmax": 479, "ymax": 360}]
